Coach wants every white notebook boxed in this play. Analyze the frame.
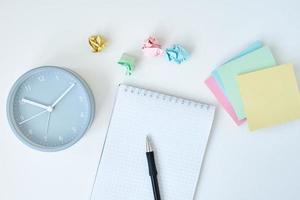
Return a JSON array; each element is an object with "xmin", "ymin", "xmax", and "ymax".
[{"xmin": 91, "ymin": 84, "xmax": 216, "ymax": 200}]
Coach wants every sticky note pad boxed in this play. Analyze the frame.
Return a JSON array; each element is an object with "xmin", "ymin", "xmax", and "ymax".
[
  {"xmin": 205, "ymin": 41, "xmax": 263, "ymax": 125},
  {"xmin": 237, "ymin": 64, "xmax": 300, "ymax": 130},
  {"xmin": 216, "ymin": 46, "xmax": 277, "ymax": 119}
]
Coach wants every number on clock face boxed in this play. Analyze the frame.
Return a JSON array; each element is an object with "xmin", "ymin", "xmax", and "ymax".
[{"xmin": 7, "ymin": 67, "xmax": 94, "ymax": 151}]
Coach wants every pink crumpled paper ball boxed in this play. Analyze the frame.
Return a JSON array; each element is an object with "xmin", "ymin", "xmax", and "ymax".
[{"xmin": 142, "ymin": 36, "xmax": 163, "ymax": 57}]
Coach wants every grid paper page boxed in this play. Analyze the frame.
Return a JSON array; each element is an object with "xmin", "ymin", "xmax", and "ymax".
[{"xmin": 91, "ymin": 84, "xmax": 215, "ymax": 200}]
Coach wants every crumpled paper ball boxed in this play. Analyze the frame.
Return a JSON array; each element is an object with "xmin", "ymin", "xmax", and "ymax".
[
  {"xmin": 142, "ymin": 36, "xmax": 163, "ymax": 57},
  {"xmin": 88, "ymin": 35, "xmax": 106, "ymax": 52},
  {"xmin": 165, "ymin": 44, "xmax": 190, "ymax": 64},
  {"xmin": 117, "ymin": 53, "xmax": 136, "ymax": 75}
]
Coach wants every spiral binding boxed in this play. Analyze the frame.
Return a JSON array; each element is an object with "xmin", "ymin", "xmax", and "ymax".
[{"xmin": 123, "ymin": 85, "xmax": 211, "ymax": 110}]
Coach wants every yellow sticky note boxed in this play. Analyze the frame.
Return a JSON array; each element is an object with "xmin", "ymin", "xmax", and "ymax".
[{"xmin": 237, "ymin": 64, "xmax": 300, "ymax": 131}]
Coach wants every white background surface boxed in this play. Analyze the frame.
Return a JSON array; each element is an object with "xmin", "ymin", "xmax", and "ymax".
[{"xmin": 0, "ymin": 0, "xmax": 300, "ymax": 200}]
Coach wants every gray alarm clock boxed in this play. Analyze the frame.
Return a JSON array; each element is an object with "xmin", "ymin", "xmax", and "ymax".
[{"xmin": 7, "ymin": 66, "xmax": 95, "ymax": 151}]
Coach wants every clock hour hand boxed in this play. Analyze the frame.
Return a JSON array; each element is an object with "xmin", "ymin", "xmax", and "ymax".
[
  {"xmin": 22, "ymin": 98, "xmax": 53, "ymax": 112},
  {"xmin": 51, "ymin": 83, "xmax": 75, "ymax": 108}
]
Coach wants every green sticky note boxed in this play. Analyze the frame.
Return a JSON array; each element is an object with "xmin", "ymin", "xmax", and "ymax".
[
  {"xmin": 216, "ymin": 46, "xmax": 277, "ymax": 119},
  {"xmin": 118, "ymin": 53, "xmax": 135, "ymax": 75}
]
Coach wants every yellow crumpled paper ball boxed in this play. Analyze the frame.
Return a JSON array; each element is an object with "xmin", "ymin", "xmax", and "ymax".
[{"xmin": 88, "ymin": 35, "xmax": 106, "ymax": 52}]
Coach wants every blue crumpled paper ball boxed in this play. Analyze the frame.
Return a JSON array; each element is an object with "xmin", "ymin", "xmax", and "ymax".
[{"xmin": 165, "ymin": 44, "xmax": 190, "ymax": 64}]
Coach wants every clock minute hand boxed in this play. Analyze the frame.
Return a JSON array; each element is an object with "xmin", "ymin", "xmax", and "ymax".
[
  {"xmin": 51, "ymin": 83, "xmax": 75, "ymax": 108},
  {"xmin": 22, "ymin": 98, "xmax": 52, "ymax": 111}
]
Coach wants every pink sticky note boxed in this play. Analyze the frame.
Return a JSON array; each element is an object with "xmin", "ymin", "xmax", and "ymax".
[{"xmin": 205, "ymin": 76, "xmax": 246, "ymax": 125}]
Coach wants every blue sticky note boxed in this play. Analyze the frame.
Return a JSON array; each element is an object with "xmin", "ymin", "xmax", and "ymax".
[
  {"xmin": 221, "ymin": 41, "xmax": 264, "ymax": 65},
  {"xmin": 165, "ymin": 44, "xmax": 190, "ymax": 64}
]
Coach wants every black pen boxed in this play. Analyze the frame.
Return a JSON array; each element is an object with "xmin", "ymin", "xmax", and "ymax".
[{"xmin": 146, "ymin": 136, "xmax": 161, "ymax": 200}]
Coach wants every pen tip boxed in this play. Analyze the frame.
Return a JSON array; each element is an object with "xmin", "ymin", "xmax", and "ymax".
[{"xmin": 146, "ymin": 136, "xmax": 153, "ymax": 152}]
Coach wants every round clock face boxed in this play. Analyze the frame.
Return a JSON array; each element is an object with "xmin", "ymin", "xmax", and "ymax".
[{"xmin": 7, "ymin": 66, "xmax": 95, "ymax": 151}]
